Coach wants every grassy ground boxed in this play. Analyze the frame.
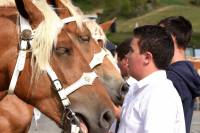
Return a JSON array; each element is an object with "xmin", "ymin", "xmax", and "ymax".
[
  {"xmin": 108, "ymin": 5, "xmax": 200, "ymax": 47},
  {"xmin": 73, "ymin": 0, "xmax": 200, "ymax": 47},
  {"xmin": 117, "ymin": 5, "xmax": 200, "ymax": 33}
]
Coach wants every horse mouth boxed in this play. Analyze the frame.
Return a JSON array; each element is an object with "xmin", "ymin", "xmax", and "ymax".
[{"xmin": 77, "ymin": 114, "xmax": 89, "ymax": 133}]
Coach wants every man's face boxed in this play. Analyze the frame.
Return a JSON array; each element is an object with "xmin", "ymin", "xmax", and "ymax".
[
  {"xmin": 126, "ymin": 38, "xmax": 144, "ymax": 80},
  {"xmin": 117, "ymin": 57, "xmax": 129, "ymax": 77}
]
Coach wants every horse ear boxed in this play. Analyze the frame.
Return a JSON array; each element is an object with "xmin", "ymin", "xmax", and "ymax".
[
  {"xmin": 55, "ymin": 0, "xmax": 71, "ymax": 19},
  {"xmin": 15, "ymin": 0, "xmax": 44, "ymax": 29},
  {"xmin": 100, "ymin": 17, "xmax": 117, "ymax": 32}
]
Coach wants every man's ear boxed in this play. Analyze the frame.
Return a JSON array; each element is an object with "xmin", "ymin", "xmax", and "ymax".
[
  {"xmin": 143, "ymin": 52, "xmax": 152, "ymax": 65},
  {"xmin": 124, "ymin": 57, "xmax": 129, "ymax": 66}
]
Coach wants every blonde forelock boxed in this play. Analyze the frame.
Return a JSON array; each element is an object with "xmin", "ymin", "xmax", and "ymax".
[{"xmin": 30, "ymin": 0, "xmax": 63, "ymax": 76}]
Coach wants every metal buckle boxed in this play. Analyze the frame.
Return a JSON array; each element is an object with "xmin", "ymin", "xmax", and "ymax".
[
  {"xmin": 52, "ymin": 79, "xmax": 63, "ymax": 91},
  {"xmin": 20, "ymin": 29, "xmax": 32, "ymax": 40}
]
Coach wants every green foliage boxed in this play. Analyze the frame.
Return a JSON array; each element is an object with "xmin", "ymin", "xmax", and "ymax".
[
  {"xmin": 102, "ymin": 0, "xmax": 121, "ymax": 19},
  {"xmin": 72, "ymin": 0, "xmax": 93, "ymax": 11},
  {"xmin": 73, "ymin": 0, "xmax": 158, "ymax": 19},
  {"xmin": 130, "ymin": 0, "xmax": 148, "ymax": 16},
  {"xmin": 72, "ymin": 0, "xmax": 104, "ymax": 11},
  {"xmin": 190, "ymin": 0, "xmax": 200, "ymax": 5},
  {"xmin": 158, "ymin": 0, "xmax": 188, "ymax": 5},
  {"xmin": 120, "ymin": 0, "xmax": 132, "ymax": 17},
  {"xmin": 107, "ymin": 32, "xmax": 133, "ymax": 44}
]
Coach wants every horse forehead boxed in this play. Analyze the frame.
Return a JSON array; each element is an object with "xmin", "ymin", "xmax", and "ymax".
[{"xmin": 57, "ymin": 30, "xmax": 72, "ymax": 43}]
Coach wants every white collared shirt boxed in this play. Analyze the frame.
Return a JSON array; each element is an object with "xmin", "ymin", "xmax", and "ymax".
[
  {"xmin": 118, "ymin": 70, "xmax": 185, "ymax": 133},
  {"xmin": 122, "ymin": 77, "xmax": 137, "ymax": 109},
  {"xmin": 109, "ymin": 77, "xmax": 137, "ymax": 133},
  {"xmin": 126, "ymin": 76, "xmax": 137, "ymax": 86}
]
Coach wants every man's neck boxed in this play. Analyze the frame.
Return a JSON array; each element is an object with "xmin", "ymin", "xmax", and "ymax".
[
  {"xmin": 172, "ymin": 45, "xmax": 186, "ymax": 63},
  {"xmin": 138, "ymin": 64, "xmax": 159, "ymax": 81}
]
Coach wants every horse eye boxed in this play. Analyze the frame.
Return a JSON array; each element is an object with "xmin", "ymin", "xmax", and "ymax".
[
  {"xmin": 79, "ymin": 35, "xmax": 90, "ymax": 42},
  {"xmin": 55, "ymin": 47, "xmax": 71, "ymax": 55}
]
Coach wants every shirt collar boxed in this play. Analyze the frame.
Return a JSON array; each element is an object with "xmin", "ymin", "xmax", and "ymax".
[
  {"xmin": 126, "ymin": 76, "xmax": 137, "ymax": 86},
  {"xmin": 135, "ymin": 70, "xmax": 167, "ymax": 91}
]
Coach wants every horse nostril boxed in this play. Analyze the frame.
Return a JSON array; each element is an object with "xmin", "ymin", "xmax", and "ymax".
[
  {"xmin": 120, "ymin": 82, "xmax": 129, "ymax": 97},
  {"xmin": 99, "ymin": 110, "xmax": 114, "ymax": 129}
]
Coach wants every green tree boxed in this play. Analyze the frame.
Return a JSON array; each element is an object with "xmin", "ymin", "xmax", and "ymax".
[
  {"xmin": 102, "ymin": 0, "xmax": 122, "ymax": 20},
  {"xmin": 190, "ymin": 0, "xmax": 200, "ymax": 5},
  {"xmin": 129, "ymin": 0, "xmax": 147, "ymax": 16},
  {"xmin": 120, "ymin": 0, "xmax": 132, "ymax": 17}
]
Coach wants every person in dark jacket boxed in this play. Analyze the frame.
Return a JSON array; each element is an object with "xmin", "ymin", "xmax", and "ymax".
[
  {"xmin": 158, "ymin": 16, "xmax": 200, "ymax": 133},
  {"xmin": 105, "ymin": 41, "xmax": 117, "ymax": 57}
]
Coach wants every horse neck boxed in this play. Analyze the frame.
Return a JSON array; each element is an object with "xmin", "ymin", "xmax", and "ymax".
[
  {"xmin": 14, "ymin": 66, "xmax": 64, "ymax": 126},
  {"xmin": 33, "ymin": 95, "xmax": 64, "ymax": 127},
  {"xmin": 0, "ymin": 14, "xmax": 19, "ymax": 92},
  {"xmin": 0, "ymin": 6, "xmax": 17, "ymax": 17}
]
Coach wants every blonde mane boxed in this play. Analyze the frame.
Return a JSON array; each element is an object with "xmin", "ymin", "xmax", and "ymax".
[
  {"xmin": 0, "ymin": 0, "xmax": 15, "ymax": 7},
  {"xmin": 0, "ymin": 0, "xmax": 63, "ymax": 73},
  {"xmin": 30, "ymin": 0, "xmax": 63, "ymax": 77},
  {"xmin": 60, "ymin": 0, "xmax": 107, "ymax": 44}
]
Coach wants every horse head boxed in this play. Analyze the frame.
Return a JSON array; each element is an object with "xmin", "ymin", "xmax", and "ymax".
[
  {"xmin": 48, "ymin": 0, "xmax": 129, "ymax": 106},
  {"xmin": 0, "ymin": 0, "xmax": 115, "ymax": 132}
]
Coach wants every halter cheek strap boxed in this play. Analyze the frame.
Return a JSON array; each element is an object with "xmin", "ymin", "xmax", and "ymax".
[{"xmin": 8, "ymin": 15, "xmax": 32, "ymax": 94}]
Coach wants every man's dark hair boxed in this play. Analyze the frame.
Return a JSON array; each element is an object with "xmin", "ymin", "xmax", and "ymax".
[
  {"xmin": 116, "ymin": 38, "xmax": 132, "ymax": 60},
  {"xmin": 133, "ymin": 25, "xmax": 174, "ymax": 69},
  {"xmin": 158, "ymin": 16, "xmax": 192, "ymax": 49}
]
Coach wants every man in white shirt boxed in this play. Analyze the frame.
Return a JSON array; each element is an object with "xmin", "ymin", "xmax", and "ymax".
[
  {"xmin": 116, "ymin": 38, "xmax": 138, "ymax": 109},
  {"xmin": 118, "ymin": 25, "xmax": 185, "ymax": 133},
  {"xmin": 109, "ymin": 38, "xmax": 137, "ymax": 133}
]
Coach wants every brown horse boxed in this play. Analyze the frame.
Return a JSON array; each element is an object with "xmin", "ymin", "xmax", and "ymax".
[
  {"xmin": 50, "ymin": 0, "xmax": 128, "ymax": 106},
  {"xmin": 0, "ymin": 0, "xmax": 115, "ymax": 133},
  {"xmin": 0, "ymin": 0, "xmax": 126, "ymax": 132}
]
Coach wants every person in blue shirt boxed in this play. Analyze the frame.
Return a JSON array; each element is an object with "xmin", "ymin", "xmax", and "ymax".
[{"xmin": 158, "ymin": 16, "xmax": 200, "ymax": 133}]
